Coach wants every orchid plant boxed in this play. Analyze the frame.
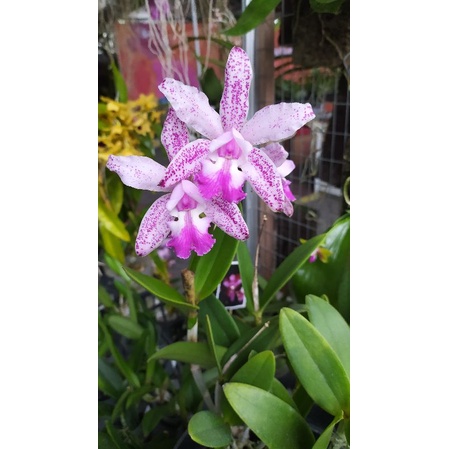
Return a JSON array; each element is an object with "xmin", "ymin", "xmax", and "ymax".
[{"xmin": 99, "ymin": 47, "xmax": 350, "ymax": 449}]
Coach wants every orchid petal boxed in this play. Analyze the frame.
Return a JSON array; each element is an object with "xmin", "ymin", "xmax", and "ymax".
[
  {"xmin": 135, "ymin": 195, "xmax": 172, "ymax": 256},
  {"xmin": 240, "ymin": 102, "xmax": 315, "ymax": 145},
  {"xmin": 159, "ymin": 78, "xmax": 223, "ymax": 140},
  {"xmin": 180, "ymin": 180, "xmax": 205, "ymax": 205},
  {"xmin": 278, "ymin": 159, "xmax": 295, "ymax": 177},
  {"xmin": 106, "ymin": 155, "xmax": 168, "ymax": 192},
  {"xmin": 263, "ymin": 142, "xmax": 289, "ymax": 167},
  {"xmin": 282, "ymin": 199, "xmax": 294, "ymax": 217},
  {"xmin": 167, "ymin": 210, "xmax": 215, "ymax": 259},
  {"xmin": 166, "ymin": 183, "xmax": 185, "ymax": 211},
  {"xmin": 161, "ymin": 107, "xmax": 189, "ymax": 161},
  {"xmin": 220, "ymin": 46, "xmax": 252, "ymax": 132},
  {"xmin": 159, "ymin": 139, "xmax": 211, "ymax": 188},
  {"xmin": 205, "ymin": 197, "xmax": 249, "ymax": 241},
  {"xmin": 241, "ymin": 147, "xmax": 285, "ymax": 213}
]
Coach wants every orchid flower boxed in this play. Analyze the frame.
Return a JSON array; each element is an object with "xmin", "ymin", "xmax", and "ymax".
[
  {"xmin": 106, "ymin": 108, "xmax": 249, "ymax": 259},
  {"xmin": 157, "ymin": 46, "xmax": 315, "ymax": 216}
]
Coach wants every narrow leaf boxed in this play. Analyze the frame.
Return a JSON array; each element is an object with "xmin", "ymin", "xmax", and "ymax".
[
  {"xmin": 188, "ymin": 411, "xmax": 233, "ymax": 448},
  {"xmin": 280, "ymin": 308, "xmax": 350, "ymax": 416},
  {"xmin": 236, "ymin": 241, "xmax": 254, "ymax": 311},
  {"xmin": 98, "ymin": 199, "xmax": 130, "ymax": 242},
  {"xmin": 312, "ymin": 412, "xmax": 344, "ymax": 449},
  {"xmin": 106, "ymin": 315, "xmax": 144, "ymax": 340},
  {"xmin": 123, "ymin": 266, "xmax": 198, "ymax": 312},
  {"xmin": 224, "ymin": 0, "xmax": 281, "ymax": 36},
  {"xmin": 194, "ymin": 227, "xmax": 239, "ymax": 300},
  {"xmin": 99, "ymin": 224, "xmax": 126, "ymax": 264},
  {"xmin": 198, "ymin": 294, "xmax": 240, "ymax": 347},
  {"xmin": 110, "ymin": 58, "xmax": 128, "ymax": 103},
  {"xmin": 205, "ymin": 315, "xmax": 222, "ymax": 374},
  {"xmin": 261, "ymin": 234, "xmax": 326, "ymax": 309},
  {"xmin": 148, "ymin": 342, "xmax": 227, "ymax": 369},
  {"xmin": 223, "ymin": 383, "xmax": 315, "ymax": 449}
]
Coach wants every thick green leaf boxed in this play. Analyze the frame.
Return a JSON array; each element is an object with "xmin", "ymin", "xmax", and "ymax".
[
  {"xmin": 106, "ymin": 315, "xmax": 144, "ymax": 340},
  {"xmin": 270, "ymin": 378, "xmax": 298, "ymax": 410},
  {"xmin": 292, "ymin": 214, "xmax": 350, "ymax": 321},
  {"xmin": 194, "ymin": 227, "xmax": 239, "ymax": 300},
  {"xmin": 98, "ymin": 199, "xmax": 130, "ymax": 242},
  {"xmin": 224, "ymin": 0, "xmax": 281, "ymax": 36},
  {"xmin": 99, "ymin": 224, "xmax": 126, "ymax": 264},
  {"xmin": 306, "ymin": 294, "xmax": 350, "ymax": 377},
  {"xmin": 198, "ymin": 294, "xmax": 240, "ymax": 347},
  {"xmin": 103, "ymin": 253, "xmax": 131, "ymax": 281},
  {"xmin": 231, "ymin": 351, "xmax": 275, "ymax": 390},
  {"xmin": 260, "ymin": 233, "xmax": 326, "ymax": 310},
  {"xmin": 188, "ymin": 411, "xmax": 232, "ymax": 448},
  {"xmin": 223, "ymin": 383, "xmax": 315, "ymax": 449},
  {"xmin": 123, "ymin": 267, "xmax": 197, "ymax": 313},
  {"xmin": 148, "ymin": 342, "xmax": 227, "ymax": 369},
  {"xmin": 312, "ymin": 412, "xmax": 344, "ymax": 449},
  {"xmin": 236, "ymin": 241, "xmax": 254, "ymax": 312},
  {"xmin": 110, "ymin": 58, "xmax": 128, "ymax": 103},
  {"xmin": 280, "ymin": 308, "xmax": 350, "ymax": 416}
]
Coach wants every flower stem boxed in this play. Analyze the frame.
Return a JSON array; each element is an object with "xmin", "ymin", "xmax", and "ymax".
[
  {"xmin": 181, "ymin": 269, "xmax": 216, "ymax": 412},
  {"xmin": 252, "ymin": 215, "xmax": 267, "ymax": 325}
]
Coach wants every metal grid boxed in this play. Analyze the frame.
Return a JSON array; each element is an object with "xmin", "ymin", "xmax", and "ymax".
[{"xmin": 249, "ymin": 1, "xmax": 350, "ymax": 278}]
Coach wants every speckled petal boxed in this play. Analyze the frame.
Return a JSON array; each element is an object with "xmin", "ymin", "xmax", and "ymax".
[
  {"xmin": 241, "ymin": 147, "xmax": 285, "ymax": 213},
  {"xmin": 159, "ymin": 78, "xmax": 223, "ymax": 140},
  {"xmin": 159, "ymin": 139, "xmax": 211, "ymax": 188},
  {"xmin": 205, "ymin": 197, "xmax": 249, "ymax": 241},
  {"xmin": 161, "ymin": 107, "xmax": 190, "ymax": 161},
  {"xmin": 240, "ymin": 102, "xmax": 315, "ymax": 145},
  {"xmin": 220, "ymin": 46, "xmax": 252, "ymax": 132},
  {"xmin": 106, "ymin": 155, "xmax": 168, "ymax": 191},
  {"xmin": 135, "ymin": 195, "xmax": 172, "ymax": 257},
  {"xmin": 263, "ymin": 142, "xmax": 289, "ymax": 167}
]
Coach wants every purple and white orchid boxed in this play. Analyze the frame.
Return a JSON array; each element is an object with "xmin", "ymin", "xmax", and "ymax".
[
  {"xmin": 158, "ymin": 46, "xmax": 315, "ymax": 215},
  {"xmin": 106, "ymin": 46, "xmax": 315, "ymax": 260},
  {"xmin": 106, "ymin": 108, "xmax": 248, "ymax": 259}
]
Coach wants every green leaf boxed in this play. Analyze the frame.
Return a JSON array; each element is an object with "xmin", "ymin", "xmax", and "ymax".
[
  {"xmin": 106, "ymin": 315, "xmax": 144, "ymax": 340},
  {"xmin": 98, "ymin": 314, "xmax": 141, "ymax": 388},
  {"xmin": 270, "ymin": 378, "xmax": 298, "ymax": 410},
  {"xmin": 194, "ymin": 227, "xmax": 239, "ymax": 300},
  {"xmin": 103, "ymin": 253, "xmax": 131, "ymax": 281},
  {"xmin": 236, "ymin": 241, "xmax": 254, "ymax": 312},
  {"xmin": 280, "ymin": 308, "xmax": 350, "ymax": 416},
  {"xmin": 224, "ymin": 0, "xmax": 281, "ymax": 36},
  {"xmin": 188, "ymin": 411, "xmax": 233, "ymax": 448},
  {"xmin": 105, "ymin": 421, "xmax": 131, "ymax": 449},
  {"xmin": 198, "ymin": 294, "xmax": 240, "ymax": 347},
  {"xmin": 306, "ymin": 294, "xmax": 350, "ymax": 377},
  {"xmin": 98, "ymin": 285, "xmax": 116, "ymax": 309},
  {"xmin": 292, "ymin": 214, "xmax": 350, "ymax": 321},
  {"xmin": 223, "ymin": 383, "xmax": 315, "ymax": 449},
  {"xmin": 142, "ymin": 405, "xmax": 171, "ymax": 437},
  {"xmin": 110, "ymin": 58, "xmax": 128, "ymax": 103},
  {"xmin": 148, "ymin": 342, "xmax": 227, "ymax": 369},
  {"xmin": 107, "ymin": 172, "xmax": 124, "ymax": 215},
  {"xmin": 260, "ymin": 233, "xmax": 326, "ymax": 310},
  {"xmin": 98, "ymin": 358, "xmax": 124, "ymax": 399},
  {"xmin": 312, "ymin": 412, "xmax": 344, "ymax": 449},
  {"xmin": 205, "ymin": 315, "xmax": 222, "ymax": 374},
  {"xmin": 98, "ymin": 199, "xmax": 130, "ymax": 242},
  {"xmin": 231, "ymin": 350, "xmax": 275, "ymax": 390},
  {"xmin": 200, "ymin": 67, "xmax": 223, "ymax": 105},
  {"xmin": 99, "ymin": 224, "xmax": 126, "ymax": 264},
  {"xmin": 123, "ymin": 267, "xmax": 198, "ymax": 313},
  {"xmin": 310, "ymin": 0, "xmax": 346, "ymax": 14}
]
